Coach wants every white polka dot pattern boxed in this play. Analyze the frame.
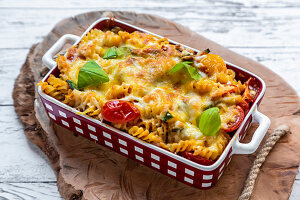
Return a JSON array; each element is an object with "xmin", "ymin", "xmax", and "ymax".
[{"xmin": 41, "ymin": 97, "xmax": 235, "ymax": 189}]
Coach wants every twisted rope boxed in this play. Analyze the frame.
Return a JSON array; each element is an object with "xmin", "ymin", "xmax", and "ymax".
[{"xmin": 238, "ymin": 125, "xmax": 291, "ymax": 200}]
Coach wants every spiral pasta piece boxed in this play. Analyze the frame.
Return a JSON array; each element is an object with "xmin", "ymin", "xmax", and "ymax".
[
  {"xmin": 38, "ymin": 75, "xmax": 69, "ymax": 101},
  {"xmin": 56, "ymin": 55, "xmax": 70, "ymax": 79},
  {"xmin": 186, "ymin": 79, "xmax": 214, "ymax": 94},
  {"xmin": 193, "ymin": 133, "xmax": 229, "ymax": 160},
  {"xmin": 105, "ymin": 83, "xmax": 132, "ymax": 99},
  {"xmin": 128, "ymin": 126, "xmax": 163, "ymax": 143},
  {"xmin": 167, "ymin": 140, "xmax": 204, "ymax": 153},
  {"xmin": 137, "ymin": 118, "xmax": 168, "ymax": 142},
  {"xmin": 63, "ymin": 90, "xmax": 104, "ymax": 119}
]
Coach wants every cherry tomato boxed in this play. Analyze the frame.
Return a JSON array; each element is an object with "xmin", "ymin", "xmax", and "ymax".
[
  {"xmin": 199, "ymin": 54, "xmax": 227, "ymax": 76},
  {"xmin": 242, "ymin": 77, "xmax": 259, "ymax": 103},
  {"xmin": 239, "ymin": 98, "xmax": 249, "ymax": 113},
  {"xmin": 222, "ymin": 105, "xmax": 244, "ymax": 132},
  {"xmin": 179, "ymin": 152, "xmax": 215, "ymax": 165},
  {"xmin": 102, "ymin": 100, "xmax": 140, "ymax": 124}
]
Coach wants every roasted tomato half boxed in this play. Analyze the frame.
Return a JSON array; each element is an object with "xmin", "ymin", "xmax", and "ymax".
[
  {"xmin": 239, "ymin": 98, "xmax": 249, "ymax": 113},
  {"xmin": 199, "ymin": 54, "xmax": 227, "ymax": 76},
  {"xmin": 242, "ymin": 77, "xmax": 259, "ymax": 103},
  {"xmin": 179, "ymin": 152, "xmax": 215, "ymax": 166},
  {"xmin": 102, "ymin": 100, "xmax": 140, "ymax": 124},
  {"xmin": 222, "ymin": 105, "xmax": 244, "ymax": 132}
]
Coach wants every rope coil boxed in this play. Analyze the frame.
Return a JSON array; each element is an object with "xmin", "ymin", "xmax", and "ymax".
[{"xmin": 238, "ymin": 125, "xmax": 291, "ymax": 200}]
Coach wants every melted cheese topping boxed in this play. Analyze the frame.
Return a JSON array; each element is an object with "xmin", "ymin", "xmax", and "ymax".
[{"xmin": 41, "ymin": 28, "xmax": 249, "ymax": 161}]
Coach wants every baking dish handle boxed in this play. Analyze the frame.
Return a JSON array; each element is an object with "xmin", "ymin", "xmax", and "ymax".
[
  {"xmin": 42, "ymin": 34, "xmax": 80, "ymax": 69},
  {"xmin": 233, "ymin": 106, "xmax": 270, "ymax": 154}
]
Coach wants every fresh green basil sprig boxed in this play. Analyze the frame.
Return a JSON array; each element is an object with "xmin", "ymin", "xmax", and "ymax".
[
  {"xmin": 197, "ymin": 107, "xmax": 221, "ymax": 136},
  {"xmin": 66, "ymin": 80, "xmax": 78, "ymax": 90},
  {"xmin": 163, "ymin": 111, "xmax": 174, "ymax": 121},
  {"xmin": 68, "ymin": 60, "xmax": 109, "ymax": 90},
  {"xmin": 168, "ymin": 61, "xmax": 201, "ymax": 81},
  {"xmin": 103, "ymin": 46, "xmax": 121, "ymax": 59},
  {"xmin": 103, "ymin": 46, "xmax": 131, "ymax": 59}
]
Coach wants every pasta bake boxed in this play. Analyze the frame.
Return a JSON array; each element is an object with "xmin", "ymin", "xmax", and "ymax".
[{"xmin": 39, "ymin": 28, "xmax": 257, "ymax": 165}]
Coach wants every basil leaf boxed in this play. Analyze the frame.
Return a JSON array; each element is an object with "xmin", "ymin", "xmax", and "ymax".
[
  {"xmin": 168, "ymin": 62, "xmax": 185, "ymax": 74},
  {"xmin": 168, "ymin": 61, "xmax": 192, "ymax": 74},
  {"xmin": 184, "ymin": 64, "xmax": 201, "ymax": 81},
  {"xmin": 66, "ymin": 80, "xmax": 78, "ymax": 90},
  {"xmin": 168, "ymin": 61, "xmax": 201, "ymax": 81},
  {"xmin": 103, "ymin": 47, "xmax": 118, "ymax": 59},
  {"xmin": 163, "ymin": 111, "xmax": 174, "ymax": 121},
  {"xmin": 103, "ymin": 46, "xmax": 131, "ymax": 59},
  {"xmin": 116, "ymin": 47, "xmax": 124, "ymax": 57},
  {"xmin": 77, "ymin": 60, "xmax": 109, "ymax": 90},
  {"xmin": 119, "ymin": 47, "xmax": 132, "ymax": 57},
  {"xmin": 197, "ymin": 107, "xmax": 221, "ymax": 136},
  {"xmin": 180, "ymin": 61, "xmax": 193, "ymax": 65}
]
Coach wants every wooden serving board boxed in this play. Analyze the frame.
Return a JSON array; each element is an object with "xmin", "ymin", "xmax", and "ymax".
[{"xmin": 13, "ymin": 11, "xmax": 300, "ymax": 200}]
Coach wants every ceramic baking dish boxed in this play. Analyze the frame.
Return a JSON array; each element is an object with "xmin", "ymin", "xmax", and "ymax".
[{"xmin": 38, "ymin": 17, "xmax": 270, "ymax": 189}]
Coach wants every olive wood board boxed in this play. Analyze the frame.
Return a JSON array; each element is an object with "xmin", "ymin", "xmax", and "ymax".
[{"xmin": 13, "ymin": 11, "xmax": 300, "ymax": 200}]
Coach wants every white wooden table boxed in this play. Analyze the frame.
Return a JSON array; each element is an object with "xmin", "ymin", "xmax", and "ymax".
[{"xmin": 0, "ymin": 0, "xmax": 299, "ymax": 199}]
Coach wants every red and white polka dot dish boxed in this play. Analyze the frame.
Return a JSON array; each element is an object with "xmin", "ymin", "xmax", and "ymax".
[{"xmin": 39, "ymin": 18, "xmax": 270, "ymax": 189}]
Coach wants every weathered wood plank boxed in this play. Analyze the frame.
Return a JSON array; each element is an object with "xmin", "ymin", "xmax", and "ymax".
[
  {"xmin": 0, "ymin": 180, "xmax": 298, "ymax": 200},
  {"xmin": 0, "ymin": 6, "xmax": 299, "ymax": 48},
  {"xmin": 0, "ymin": 180, "xmax": 299, "ymax": 200},
  {"xmin": 2, "ymin": 180, "xmax": 299, "ymax": 200},
  {"xmin": 233, "ymin": 47, "xmax": 300, "ymax": 96},
  {"xmin": 0, "ymin": 49, "xmax": 28, "ymax": 105},
  {"xmin": 0, "ymin": 0, "xmax": 300, "ymax": 8},
  {"xmin": 291, "ymin": 180, "xmax": 300, "ymax": 200},
  {"xmin": 0, "ymin": 183, "xmax": 62, "ymax": 200},
  {"xmin": 0, "ymin": 106, "xmax": 56, "ymax": 182}
]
